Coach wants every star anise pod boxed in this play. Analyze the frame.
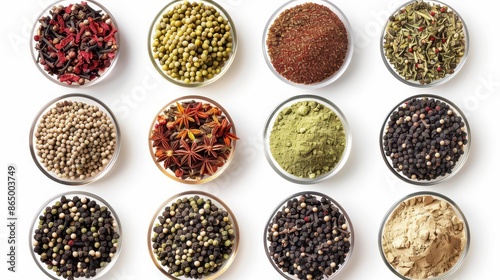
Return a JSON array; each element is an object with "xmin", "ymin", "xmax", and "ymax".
[
  {"xmin": 155, "ymin": 140, "xmax": 180, "ymax": 169},
  {"xmin": 150, "ymin": 123, "xmax": 171, "ymax": 150},
  {"xmin": 195, "ymin": 135, "xmax": 224, "ymax": 157},
  {"xmin": 174, "ymin": 139, "xmax": 203, "ymax": 169},
  {"xmin": 173, "ymin": 102, "xmax": 195, "ymax": 129}
]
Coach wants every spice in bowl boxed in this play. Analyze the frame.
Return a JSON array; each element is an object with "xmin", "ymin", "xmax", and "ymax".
[
  {"xmin": 264, "ymin": 95, "xmax": 350, "ymax": 184},
  {"xmin": 149, "ymin": 191, "xmax": 238, "ymax": 279},
  {"xmin": 149, "ymin": 96, "xmax": 238, "ymax": 183},
  {"xmin": 149, "ymin": 0, "xmax": 236, "ymax": 86},
  {"xmin": 379, "ymin": 192, "xmax": 469, "ymax": 279},
  {"xmin": 380, "ymin": 95, "xmax": 470, "ymax": 184},
  {"xmin": 264, "ymin": 0, "xmax": 352, "ymax": 88},
  {"xmin": 265, "ymin": 192, "xmax": 353, "ymax": 280},
  {"xmin": 32, "ymin": 0, "xmax": 119, "ymax": 86},
  {"xmin": 381, "ymin": 0, "xmax": 467, "ymax": 86},
  {"xmin": 30, "ymin": 192, "xmax": 121, "ymax": 279},
  {"xmin": 30, "ymin": 94, "xmax": 120, "ymax": 185}
]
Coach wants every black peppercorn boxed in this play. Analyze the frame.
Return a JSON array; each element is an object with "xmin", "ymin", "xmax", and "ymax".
[
  {"xmin": 382, "ymin": 97, "xmax": 468, "ymax": 182},
  {"xmin": 266, "ymin": 193, "xmax": 352, "ymax": 280},
  {"xmin": 32, "ymin": 194, "xmax": 120, "ymax": 279}
]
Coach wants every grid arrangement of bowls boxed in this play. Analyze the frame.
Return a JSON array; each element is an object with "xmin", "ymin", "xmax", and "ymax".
[{"xmin": 23, "ymin": 0, "xmax": 479, "ymax": 279}]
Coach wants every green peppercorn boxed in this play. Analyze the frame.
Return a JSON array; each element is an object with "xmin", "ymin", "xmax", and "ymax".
[{"xmin": 151, "ymin": 1, "xmax": 234, "ymax": 84}]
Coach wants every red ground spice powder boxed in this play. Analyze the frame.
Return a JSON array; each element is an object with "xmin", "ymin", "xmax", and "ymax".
[{"xmin": 266, "ymin": 3, "xmax": 348, "ymax": 85}]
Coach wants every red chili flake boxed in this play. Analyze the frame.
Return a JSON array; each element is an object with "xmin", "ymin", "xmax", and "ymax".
[
  {"xmin": 266, "ymin": 2, "xmax": 348, "ymax": 85},
  {"xmin": 442, "ymin": 38, "xmax": 447, "ymax": 43},
  {"xmin": 79, "ymin": 51, "xmax": 93, "ymax": 64},
  {"xmin": 415, "ymin": 63, "xmax": 419, "ymax": 68},
  {"xmin": 75, "ymin": 26, "xmax": 89, "ymax": 43},
  {"xmin": 440, "ymin": 7, "xmax": 447, "ymax": 13},
  {"xmin": 408, "ymin": 47, "xmax": 413, "ymax": 53},
  {"xmin": 418, "ymin": 26, "xmax": 424, "ymax": 32},
  {"xmin": 65, "ymin": 4, "xmax": 73, "ymax": 14},
  {"xmin": 56, "ymin": 35, "xmax": 74, "ymax": 50},
  {"xmin": 104, "ymin": 29, "xmax": 117, "ymax": 44},
  {"xmin": 437, "ymin": 66, "xmax": 442, "ymax": 72},
  {"xmin": 430, "ymin": 11, "xmax": 436, "ymax": 16},
  {"xmin": 430, "ymin": 36, "xmax": 435, "ymax": 41},
  {"xmin": 88, "ymin": 17, "xmax": 98, "ymax": 34},
  {"xmin": 435, "ymin": 49, "xmax": 439, "ymax": 53},
  {"xmin": 56, "ymin": 52, "xmax": 67, "ymax": 67},
  {"xmin": 99, "ymin": 21, "xmax": 110, "ymax": 31},
  {"xmin": 60, "ymin": 73, "xmax": 81, "ymax": 84}
]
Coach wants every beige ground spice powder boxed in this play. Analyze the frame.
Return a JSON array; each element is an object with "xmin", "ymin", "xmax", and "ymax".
[{"xmin": 381, "ymin": 195, "xmax": 467, "ymax": 279}]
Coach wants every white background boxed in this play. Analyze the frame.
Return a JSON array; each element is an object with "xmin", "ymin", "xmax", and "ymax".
[{"xmin": 1, "ymin": 0, "xmax": 499, "ymax": 279}]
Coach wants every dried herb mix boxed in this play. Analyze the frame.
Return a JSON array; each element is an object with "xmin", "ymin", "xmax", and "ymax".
[
  {"xmin": 151, "ymin": 195, "xmax": 236, "ymax": 278},
  {"xmin": 382, "ymin": 97, "xmax": 468, "ymax": 181},
  {"xmin": 269, "ymin": 100, "xmax": 346, "ymax": 179},
  {"xmin": 267, "ymin": 193, "xmax": 352, "ymax": 280},
  {"xmin": 33, "ymin": 195, "xmax": 120, "ymax": 279},
  {"xmin": 383, "ymin": 1, "xmax": 466, "ymax": 85},
  {"xmin": 34, "ymin": 100, "xmax": 117, "ymax": 181},
  {"xmin": 33, "ymin": 1, "xmax": 119, "ymax": 85},
  {"xmin": 150, "ymin": 99, "xmax": 238, "ymax": 181},
  {"xmin": 266, "ymin": 2, "xmax": 348, "ymax": 85},
  {"xmin": 151, "ymin": 0, "xmax": 234, "ymax": 84}
]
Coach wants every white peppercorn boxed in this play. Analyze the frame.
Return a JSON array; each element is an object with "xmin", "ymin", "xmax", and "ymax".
[{"xmin": 34, "ymin": 100, "xmax": 117, "ymax": 181}]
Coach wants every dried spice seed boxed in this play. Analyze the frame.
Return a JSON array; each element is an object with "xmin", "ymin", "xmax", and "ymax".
[
  {"xmin": 151, "ymin": 0, "xmax": 234, "ymax": 84},
  {"xmin": 150, "ymin": 99, "xmax": 238, "ymax": 181},
  {"xmin": 382, "ymin": 1, "xmax": 466, "ymax": 85},
  {"xmin": 266, "ymin": 2, "xmax": 348, "ymax": 85},
  {"xmin": 32, "ymin": 195, "xmax": 120, "ymax": 279},
  {"xmin": 33, "ymin": 1, "xmax": 119, "ymax": 86},
  {"xmin": 34, "ymin": 99, "xmax": 118, "ymax": 181},
  {"xmin": 151, "ymin": 195, "xmax": 236, "ymax": 278},
  {"xmin": 266, "ymin": 193, "xmax": 352, "ymax": 280},
  {"xmin": 382, "ymin": 97, "xmax": 468, "ymax": 181}
]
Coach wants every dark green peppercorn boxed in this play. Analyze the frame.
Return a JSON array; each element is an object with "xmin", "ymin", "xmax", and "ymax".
[{"xmin": 151, "ymin": 195, "xmax": 236, "ymax": 279}]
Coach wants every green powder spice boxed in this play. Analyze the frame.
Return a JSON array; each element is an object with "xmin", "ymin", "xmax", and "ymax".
[{"xmin": 269, "ymin": 101, "xmax": 346, "ymax": 179}]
